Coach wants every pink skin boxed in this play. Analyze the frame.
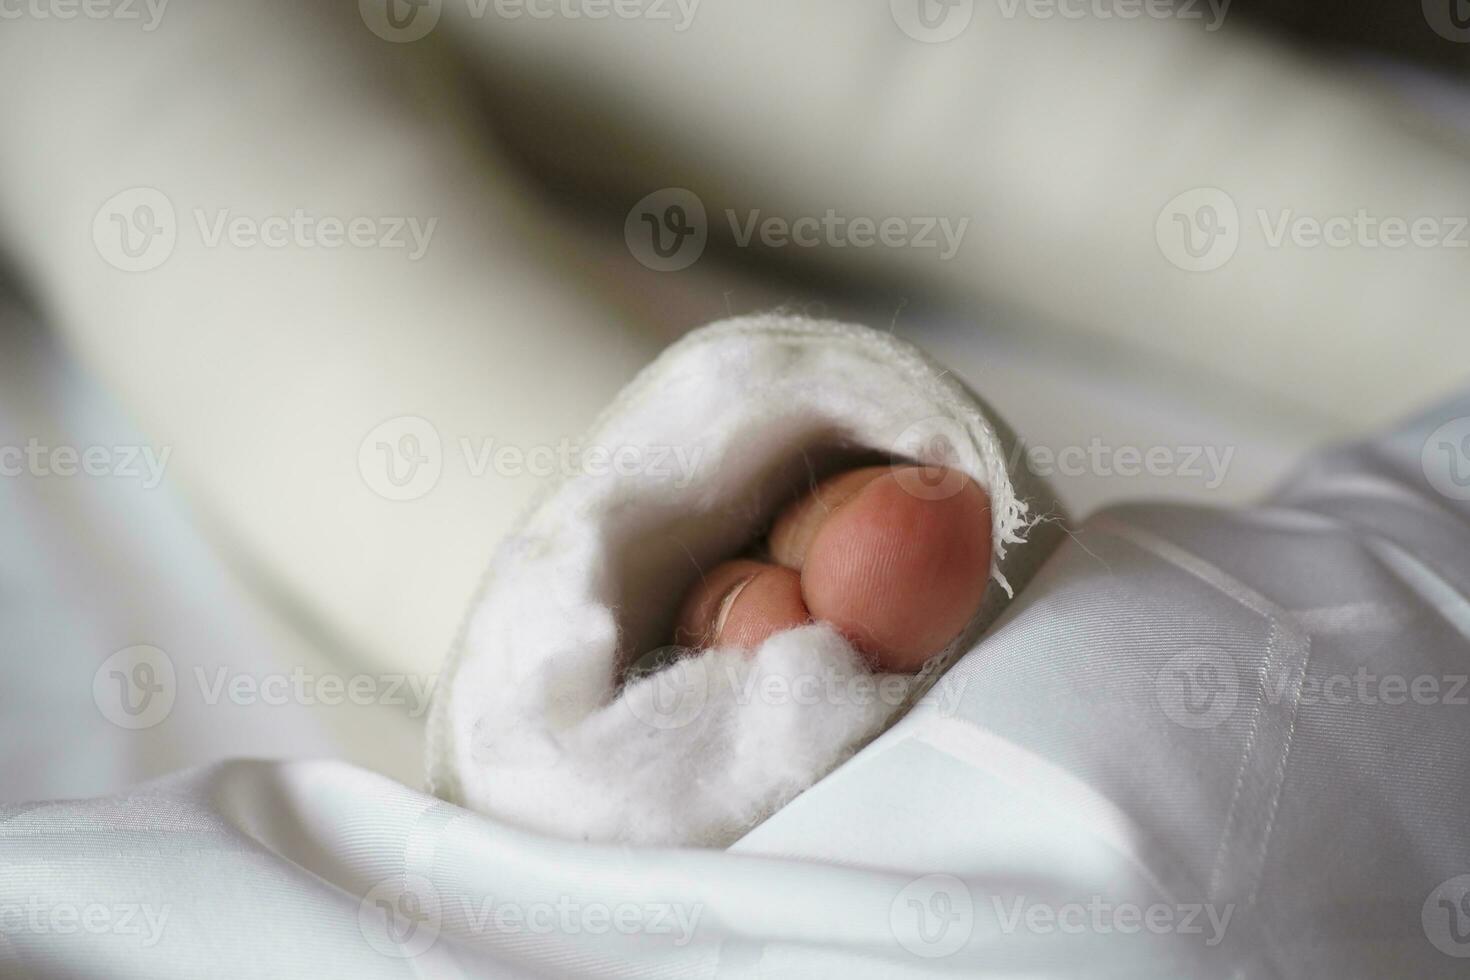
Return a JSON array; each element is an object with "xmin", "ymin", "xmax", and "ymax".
[{"xmin": 673, "ymin": 466, "xmax": 992, "ymax": 673}]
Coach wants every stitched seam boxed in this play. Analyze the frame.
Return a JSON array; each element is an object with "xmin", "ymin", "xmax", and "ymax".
[
  {"xmin": 1096, "ymin": 517, "xmax": 1309, "ymax": 908},
  {"xmin": 1249, "ymin": 632, "xmax": 1310, "ymax": 908},
  {"xmin": 1206, "ymin": 617, "xmax": 1275, "ymax": 900}
]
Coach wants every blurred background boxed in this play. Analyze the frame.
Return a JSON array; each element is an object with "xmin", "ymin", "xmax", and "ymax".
[{"xmin": 2, "ymin": 0, "xmax": 1468, "ymax": 802}]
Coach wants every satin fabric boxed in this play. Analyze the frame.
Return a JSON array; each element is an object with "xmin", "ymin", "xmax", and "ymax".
[{"xmin": 6, "ymin": 388, "xmax": 1468, "ymax": 977}]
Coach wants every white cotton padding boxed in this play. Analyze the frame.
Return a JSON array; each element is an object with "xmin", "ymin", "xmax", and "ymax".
[{"xmin": 425, "ymin": 315, "xmax": 1064, "ymax": 846}]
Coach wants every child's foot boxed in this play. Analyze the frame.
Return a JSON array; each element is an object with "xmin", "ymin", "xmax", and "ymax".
[{"xmin": 673, "ymin": 466, "xmax": 992, "ymax": 672}]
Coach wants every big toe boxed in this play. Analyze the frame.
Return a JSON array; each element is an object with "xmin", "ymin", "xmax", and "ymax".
[
  {"xmin": 670, "ymin": 465, "xmax": 992, "ymax": 674},
  {"xmin": 797, "ymin": 466, "xmax": 992, "ymax": 672}
]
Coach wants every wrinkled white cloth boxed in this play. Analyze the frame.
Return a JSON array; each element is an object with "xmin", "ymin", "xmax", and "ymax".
[{"xmin": 5, "ymin": 324, "xmax": 1470, "ymax": 977}]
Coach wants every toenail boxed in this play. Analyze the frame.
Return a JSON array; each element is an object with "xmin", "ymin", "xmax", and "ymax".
[{"xmin": 711, "ymin": 573, "xmax": 756, "ymax": 639}]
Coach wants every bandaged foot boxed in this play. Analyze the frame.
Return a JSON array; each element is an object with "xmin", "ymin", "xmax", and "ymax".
[
  {"xmin": 674, "ymin": 466, "xmax": 992, "ymax": 673},
  {"xmin": 428, "ymin": 316, "xmax": 1064, "ymax": 846}
]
